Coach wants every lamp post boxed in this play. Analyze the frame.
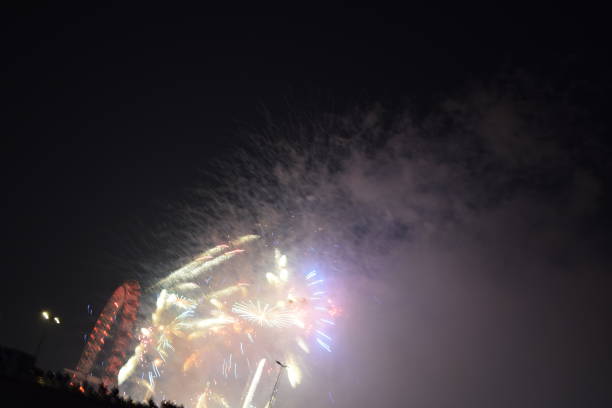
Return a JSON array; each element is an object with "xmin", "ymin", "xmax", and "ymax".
[
  {"xmin": 35, "ymin": 310, "xmax": 61, "ymax": 365},
  {"xmin": 267, "ymin": 360, "xmax": 287, "ymax": 408}
]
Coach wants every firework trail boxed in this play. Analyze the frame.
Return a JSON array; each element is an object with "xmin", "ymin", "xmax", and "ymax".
[
  {"xmin": 242, "ymin": 358, "xmax": 266, "ymax": 408},
  {"xmin": 153, "ymin": 235, "xmax": 259, "ymax": 290}
]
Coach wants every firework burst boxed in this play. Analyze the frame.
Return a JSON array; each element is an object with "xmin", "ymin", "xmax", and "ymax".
[{"xmin": 119, "ymin": 235, "xmax": 340, "ymax": 407}]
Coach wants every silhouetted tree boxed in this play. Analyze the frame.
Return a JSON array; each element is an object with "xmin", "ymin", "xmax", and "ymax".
[
  {"xmin": 98, "ymin": 382, "xmax": 108, "ymax": 395},
  {"xmin": 160, "ymin": 400, "xmax": 183, "ymax": 408},
  {"xmin": 57, "ymin": 372, "xmax": 70, "ymax": 388}
]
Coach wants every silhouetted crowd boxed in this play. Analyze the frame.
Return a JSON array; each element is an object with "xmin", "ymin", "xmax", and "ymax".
[{"xmin": 0, "ymin": 368, "xmax": 184, "ymax": 408}]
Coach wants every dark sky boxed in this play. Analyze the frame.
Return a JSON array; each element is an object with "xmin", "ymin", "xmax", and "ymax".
[{"xmin": 1, "ymin": 4, "xmax": 611, "ymax": 407}]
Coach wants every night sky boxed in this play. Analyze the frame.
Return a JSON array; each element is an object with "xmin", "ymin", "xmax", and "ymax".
[{"xmin": 2, "ymin": 4, "xmax": 611, "ymax": 407}]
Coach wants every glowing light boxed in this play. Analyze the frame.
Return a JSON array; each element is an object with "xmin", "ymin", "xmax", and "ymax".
[
  {"xmin": 183, "ymin": 352, "xmax": 200, "ymax": 372},
  {"xmin": 286, "ymin": 355, "xmax": 302, "ymax": 388},
  {"xmin": 53, "ymin": 317, "xmax": 61, "ymax": 324},
  {"xmin": 117, "ymin": 238, "xmax": 340, "ymax": 407},
  {"xmin": 296, "ymin": 337, "xmax": 310, "ymax": 353},
  {"xmin": 266, "ymin": 272, "xmax": 281, "ymax": 286},
  {"xmin": 316, "ymin": 330, "xmax": 332, "ymax": 341},
  {"xmin": 316, "ymin": 338, "xmax": 332, "ymax": 352},
  {"xmin": 242, "ymin": 358, "xmax": 266, "ymax": 408},
  {"xmin": 41, "ymin": 311, "xmax": 50, "ymax": 320},
  {"xmin": 184, "ymin": 316, "xmax": 235, "ymax": 330},
  {"xmin": 209, "ymin": 298, "xmax": 224, "ymax": 309},
  {"xmin": 232, "ymin": 300, "xmax": 298, "ymax": 328}
]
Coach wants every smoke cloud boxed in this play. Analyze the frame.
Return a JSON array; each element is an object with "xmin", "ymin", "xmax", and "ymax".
[{"xmin": 152, "ymin": 73, "xmax": 611, "ymax": 407}]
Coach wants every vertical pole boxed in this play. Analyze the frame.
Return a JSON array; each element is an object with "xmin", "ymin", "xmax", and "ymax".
[
  {"xmin": 34, "ymin": 324, "xmax": 48, "ymax": 365},
  {"xmin": 268, "ymin": 364, "xmax": 284, "ymax": 408}
]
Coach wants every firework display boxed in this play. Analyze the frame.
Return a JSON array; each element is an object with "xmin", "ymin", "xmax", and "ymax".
[{"xmin": 118, "ymin": 235, "xmax": 340, "ymax": 407}]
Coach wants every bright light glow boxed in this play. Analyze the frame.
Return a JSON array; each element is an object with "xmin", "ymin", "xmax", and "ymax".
[
  {"xmin": 316, "ymin": 330, "xmax": 332, "ymax": 341},
  {"xmin": 41, "ymin": 311, "xmax": 50, "ymax": 320},
  {"xmin": 266, "ymin": 272, "xmax": 281, "ymax": 286},
  {"xmin": 286, "ymin": 355, "xmax": 302, "ymax": 388},
  {"xmin": 308, "ymin": 279, "xmax": 324, "ymax": 286},
  {"xmin": 232, "ymin": 300, "xmax": 298, "ymax": 328},
  {"xmin": 117, "ymin": 238, "xmax": 340, "ymax": 407},
  {"xmin": 53, "ymin": 317, "xmax": 60, "ymax": 324},
  {"xmin": 296, "ymin": 337, "xmax": 310, "ymax": 353},
  {"xmin": 242, "ymin": 358, "xmax": 266, "ymax": 408},
  {"xmin": 316, "ymin": 338, "xmax": 332, "ymax": 352}
]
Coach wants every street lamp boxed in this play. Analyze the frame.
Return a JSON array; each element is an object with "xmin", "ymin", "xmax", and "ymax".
[
  {"xmin": 35, "ymin": 309, "xmax": 61, "ymax": 364},
  {"xmin": 267, "ymin": 360, "xmax": 287, "ymax": 408}
]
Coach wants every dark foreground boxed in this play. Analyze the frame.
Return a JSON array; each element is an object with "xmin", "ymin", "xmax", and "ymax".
[{"xmin": 0, "ymin": 370, "xmax": 182, "ymax": 408}]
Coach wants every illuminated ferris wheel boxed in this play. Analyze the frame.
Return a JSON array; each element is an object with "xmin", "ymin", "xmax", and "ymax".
[{"xmin": 73, "ymin": 280, "xmax": 141, "ymax": 388}]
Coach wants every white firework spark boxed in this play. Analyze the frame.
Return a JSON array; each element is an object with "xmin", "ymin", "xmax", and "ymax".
[{"xmin": 231, "ymin": 300, "xmax": 299, "ymax": 328}]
